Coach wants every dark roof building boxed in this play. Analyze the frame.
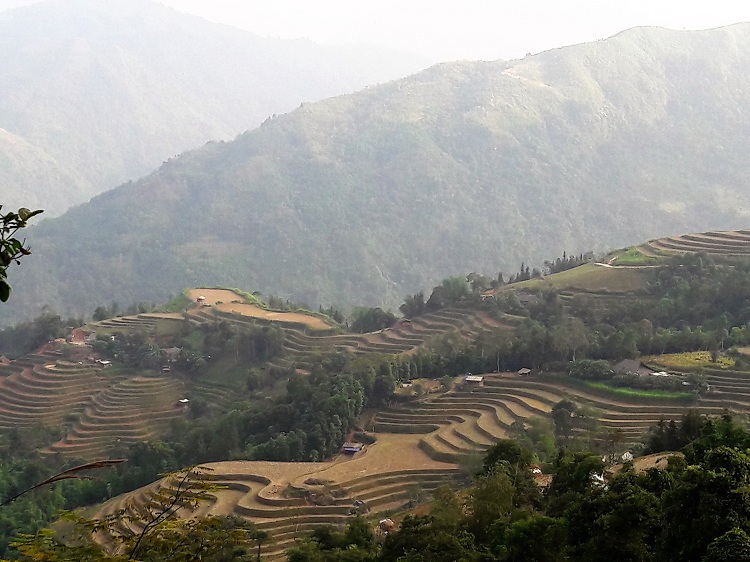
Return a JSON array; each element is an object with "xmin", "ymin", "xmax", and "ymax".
[
  {"xmin": 342, "ymin": 442, "xmax": 364, "ymax": 454},
  {"xmin": 613, "ymin": 359, "xmax": 654, "ymax": 377}
]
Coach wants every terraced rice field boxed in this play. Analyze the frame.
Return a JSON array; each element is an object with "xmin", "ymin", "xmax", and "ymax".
[
  {"xmin": 641, "ymin": 229, "xmax": 750, "ymax": 257},
  {"xmin": 92, "ymin": 367, "xmax": 750, "ymax": 558},
  {"xmin": 699, "ymin": 368, "xmax": 750, "ymax": 410},
  {"xmin": 62, "ymin": 299, "xmax": 519, "ymax": 465},
  {"xmin": 187, "ymin": 288, "xmax": 333, "ymax": 332},
  {"xmin": 0, "ymin": 350, "xmax": 187, "ymax": 461},
  {"xmin": 89, "ymin": 313, "xmax": 186, "ymax": 337},
  {"xmin": 21, "ymin": 281, "xmax": 750, "ymax": 555},
  {"xmin": 92, "ymin": 288, "xmax": 515, "ymax": 368},
  {"xmin": 216, "ymin": 303, "xmax": 333, "ymax": 332},
  {"xmin": 374, "ymin": 372, "xmax": 750, "ymax": 462},
  {"xmin": 295, "ymin": 305, "xmax": 510, "ymax": 357},
  {"xmin": 0, "ymin": 354, "xmax": 110, "ymax": 429},
  {"xmin": 190, "ymin": 302, "xmax": 512, "ymax": 362},
  {"xmin": 93, "ymin": 434, "xmax": 460, "ymax": 560},
  {"xmin": 43, "ymin": 375, "xmax": 186, "ymax": 460}
]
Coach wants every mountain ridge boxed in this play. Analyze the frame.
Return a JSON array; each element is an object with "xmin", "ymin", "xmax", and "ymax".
[
  {"xmin": 5, "ymin": 23, "xmax": 750, "ymax": 325},
  {"xmin": 0, "ymin": 0, "xmax": 430, "ymax": 216}
]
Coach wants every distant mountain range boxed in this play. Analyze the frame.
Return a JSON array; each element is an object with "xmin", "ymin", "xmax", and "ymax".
[
  {"xmin": 5, "ymin": 24, "xmax": 750, "ymax": 325},
  {"xmin": 0, "ymin": 0, "xmax": 430, "ymax": 216}
]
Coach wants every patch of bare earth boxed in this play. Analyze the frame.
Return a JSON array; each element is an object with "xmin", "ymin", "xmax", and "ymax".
[
  {"xmin": 187, "ymin": 288, "xmax": 244, "ymax": 305},
  {"xmin": 608, "ymin": 452, "xmax": 683, "ymax": 476},
  {"xmin": 290, "ymin": 434, "xmax": 456, "ymax": 487},
  {"xmin": 187, "ymin": 288, "xmax": 331, "ymax": 331},
  {"xmin": 215, "ymin": 302, "xmax": 331, "ymax": 331}
]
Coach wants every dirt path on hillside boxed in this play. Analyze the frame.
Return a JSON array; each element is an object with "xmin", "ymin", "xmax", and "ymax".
[{"xmin": 595, "ymin": 261, "xmax": 660, "ymax": 270}]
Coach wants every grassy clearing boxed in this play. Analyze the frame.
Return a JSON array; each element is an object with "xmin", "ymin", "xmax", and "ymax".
[
  {"xmin": 101, "ymin": 365, "xmax": 130, "ymax": 377},
  {"xmin": 585, "ymin": 381, "xmax": 694, "ymax": 401},
  {"xmin": 160, "ymin": 290, "xmax": 192, "ymax": 313},
  {"xmin": 610, "ymin": 247, "xmax": 660, "ymax": 266},
  {"xmin": 394, "ymin": 378, "xmax": 445, "ymax": 397},
  {"xmin": 511, "ymin": 263, "xmax": 650, "ymax": 293},
  {"xmin": 152, "ymin": 317, "xmax": 186, "ymax": 337},
  {"xmin": 197, "ymin": 358, "xmax": 289, "ymax": 399},
  {"xmin": 643, "ymin": 351, "xmax": 735, "ymax": 370},
  {"xmin": 215, "ymin": 287, "xmax": 266, "ymax": 307},
  {"xmin": 531, "ymin": 374, "xmax": 696, "ymax": 404}
]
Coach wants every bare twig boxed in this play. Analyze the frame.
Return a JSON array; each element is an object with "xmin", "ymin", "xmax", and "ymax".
[
  {"xmin": 0, "ymin": 459, "xmax": 127, "ymax": 507},
  {"xmin": 128, "ymin": 469, "xmax": 193, "ymax": 561}
]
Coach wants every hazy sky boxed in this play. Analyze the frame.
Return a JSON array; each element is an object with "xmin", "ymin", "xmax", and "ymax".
[
  {"xmin": 157, "ymin": 0, "xmax": 750, "ymax": 62},
  {"xmin": 2, "ymin": 0, "xmax": 750, "ymax": 63}
]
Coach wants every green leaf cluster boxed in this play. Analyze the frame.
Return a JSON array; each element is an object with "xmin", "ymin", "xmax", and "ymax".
[{"xmin": 0, "ymin": 207, "xmax": 42, "ymax": 302}]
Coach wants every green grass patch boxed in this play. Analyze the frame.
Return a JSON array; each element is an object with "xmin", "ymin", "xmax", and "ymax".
[
  {"xmin": 610, "ymin": 247, "xmax": 660, "ymax": 266},
  {"xmin": 498, "ymin": 313, "xmax": 526, "ymax": 326},
  {"xmin": 89, "ymin": 324, "xmax": 152, "ymax": 338},
  {"xmin": 160, "ymin": 290, "xmax": 193, "ymax": 313},
  {"xmin": 199, "ymin": 358, "xmax": 251, "ymax": 388},
  {"xmin": 152, "ymin": 317, "xmax": 187, "ymax": 337},
  {"xmin": 509, "ymin": 263, "xmax": 650, "ymax": 294},
  {"xmin": 215, "ymin": 287, "xmax": 268, "ymax": 308},
  {"xmin": 643, "ymin": 351, "xmax": 735, "ymax": 371},
  {"xmin": 585, "ymin": 381, "xmax": 694, "ymax": 401},
  {"xmin": 197, "ymin": 358, "xmax": 287, "ymax": 399},
  {"xmin": 102, "ymin": 365, "xmax": 129, "ymax": 377},
  {"xmin": 504, "ymin": 263, "xmax": 649, "ymax": 294},
  {"xmin": 539, "ymin": 373, "xmax": 696, "ymax": 404}
]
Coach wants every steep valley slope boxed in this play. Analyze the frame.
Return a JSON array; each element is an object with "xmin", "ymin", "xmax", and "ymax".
[
  {"xmin": 0, "ymin": 0, "xmax": 430, "ymax": 216},
  {"xmin": 6, "ymin": 24, "xmax": 750, "ymax": 325}
]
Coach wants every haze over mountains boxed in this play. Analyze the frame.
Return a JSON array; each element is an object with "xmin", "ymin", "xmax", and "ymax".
[
  {"xmin": 0, "ymin": 0, "xmax": 430, "ymax": 216},
  {"xmin": 6, "ymin": 23, "xmax": 750, "ymax": 326}
]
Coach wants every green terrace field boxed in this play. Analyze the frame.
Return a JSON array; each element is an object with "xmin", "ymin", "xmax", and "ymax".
[
  {"xmin": 607, "ymin": 247, "xmax": 661, "ymax": 266},
  {"xmin": 583, "ymin": 381, "xmax": 694, "ymax": 401},
  {"xmin": 509, "ymin": 263, "xmax": 652, "ymax": 294},
  {"xmin": 593, "ymin": 230, "xmax": 750, "ymax": 270}
]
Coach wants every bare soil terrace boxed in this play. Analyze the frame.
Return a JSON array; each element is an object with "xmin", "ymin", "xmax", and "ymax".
[
  {"xmin": 187, "ymin": 288, "xmax": 332, "ymax": 331},
  {"xmin": 93, "ymin": 434, "xmax": 458, "ymax": 559}
]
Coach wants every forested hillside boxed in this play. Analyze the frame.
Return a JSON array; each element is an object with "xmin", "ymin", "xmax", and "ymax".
[
  {"xmin": 0, "ymin": 0, "xmax": 429, "ymax": 216},
  {"xmin": 7, "ymin": 24, "xmax": 750, "ymax": 324}
]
